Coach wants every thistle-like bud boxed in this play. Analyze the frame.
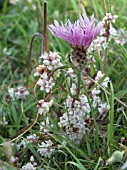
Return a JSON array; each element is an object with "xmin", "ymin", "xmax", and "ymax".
[{"xmin": 106, "ymin": 150, "xmax": 124, "ymax": 165}]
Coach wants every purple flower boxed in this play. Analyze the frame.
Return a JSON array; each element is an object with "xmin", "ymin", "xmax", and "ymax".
[{"xmin": 49, "ymin": 14, "xmax": 102, "ymax": 50}]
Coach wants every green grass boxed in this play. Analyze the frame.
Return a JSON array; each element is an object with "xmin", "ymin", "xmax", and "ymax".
[{"xmin": 0, "ymin": 0, "xmax": 127, "ymax": 169}]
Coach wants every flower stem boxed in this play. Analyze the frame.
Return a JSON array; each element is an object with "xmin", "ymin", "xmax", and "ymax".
[
  {"xmin": 109, "ymin": 82, "xmax": 114, "ymax": 156},
  {"xmin": 44, "ymin": 1, "xmax": 48, "ymax": 52}
]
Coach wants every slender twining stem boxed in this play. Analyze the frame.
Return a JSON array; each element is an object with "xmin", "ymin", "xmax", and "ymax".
[
  {"xmin": 0, "ymin": 114, "xmax": 39, "ymax": 146},
  {"xmin": 27, "ymin": 33, "xmax": 44, "ymax": 84},
  {"xmin": 44, "ymin": 1, "xmax": 48, "ymax": 52}
]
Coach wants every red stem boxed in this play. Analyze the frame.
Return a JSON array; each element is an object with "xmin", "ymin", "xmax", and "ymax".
[{"xmin": 44, "ymin": 1, "xmax": 48, "ymax": 52}]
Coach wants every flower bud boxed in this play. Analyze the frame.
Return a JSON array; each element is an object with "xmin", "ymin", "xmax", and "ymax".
[{"xmin": 106, "ymin": 150, "xmax": 124, "ymax": 165}]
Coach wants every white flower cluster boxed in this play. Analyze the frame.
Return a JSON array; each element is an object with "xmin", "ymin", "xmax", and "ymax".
[
  {"xmin": 37, "ymin": 72, "xmax": 55, "ymax": 93},
  {"xmin": 40, "ymin": 52, "xmax": 63, "ymax": 72},
  {"xmin": 58, "ymin": 68, "xmax": 110, "ymax": 145},
  {"xmin": 115, "ymin": 29, "xmax": 126, "ymax": 46},
  {"xmin": 102, "ymin": 13, "xmax": 118, "ymax": 23},
  {"xmin": 34, "ymin": 51, "xmax": 62, "ymax": 115},
  {"xmin": 91, "ymin": 71, "xmax": 110, "ymax": 114},
  {"xmin": 58, "ymin": 95, "xmax": 90, "ymax": 145},
  {"xmin": 37, "ymin": 140, "xmax": 54, "ymax": 158},
  {"xmin": 88, "ymin": 13, "xmax": 119, "ymax": 52},
  {"xmin": 8, "ymin": 86, "xmax": 29, "ymax": 100},
  {"xmin": 17, "ymin": 134, "xmax": 36, "ymax": 151}
]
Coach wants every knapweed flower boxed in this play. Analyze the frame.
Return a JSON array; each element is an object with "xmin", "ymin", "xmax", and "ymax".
[
  {"xmin": 49, "ymin": 14, "xmax": 101, "ymax": 50},
  {"xmin": 49, "ymin": 14, "xmax": 101, "ymax": 67}
]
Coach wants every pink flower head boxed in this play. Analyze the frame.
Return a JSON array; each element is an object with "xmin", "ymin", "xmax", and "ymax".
[{"xmin": 49, "ymin": 14, "xmax": 102, "ymax": 50}]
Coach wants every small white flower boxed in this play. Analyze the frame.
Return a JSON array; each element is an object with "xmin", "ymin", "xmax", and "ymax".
[
  {"xmin": 40, "ymin": 117, "xmax": 50, "ymax": 132},
  {"xmin": 17, "ymin": 139, "xmax": 26, "ymax": 151},
  {"xmin": 70, "ymin": 83, "xmax": 77, "ymax": 95},
  {"xmin": 21, "ymin": 162, "xmax": 36, "ymax": 170},
  {"xmin": 40, "ymin": 51, "xmax": 63, "ymax": 72},
  {"xmin": 45, "ymin": 78, "xmax": 55, "ymax": 93},
  {"xmin": 9, "ymin": 86, "xmax": 29, "ymax": 100},
  {"xmin": 115, "ymin": 39, "xmax": 126, "ymax": 45},
  {"xmin": 98, "ymin": 103, "xmax": 110, "ymax": 114},
  {"xmin": 10, "ymin": 156, "xmax": 19, "ymax": 163},
  {"xmin": 92, "ymin": 88, "xmax": 100, "ymax": 96},
  {"xmin": 92, "ymin": 96, "xmax": 101, "ymax": 108},
  {"xmin": 95, "ymin": 71, "xmax": 110, "ymax": 87},
  {"xmin": 103, "ymin": 13, "xmax": 118, "ymax": 23},
  {"xmin": 43, "ymin": 60, "xmax": 50, "ymax": 66},
  {"xmin": 37, "ymin": 99, "xmax": 53, "ymax": 115},
  {"xmin": 37, "ymin": 73, "xmax": 55, "ymax": 93},
  {"xmin": 68, "ymin": 68, "xmax": 77, "ymax": 79},
  {"xmin": 27, "ymin": 134, "xmax": 36, "ymax": 143},
  {"xmin": 37, "ymin": 140, "xmax": 54, "ymax": 158},
  {"xmin": 8, "ymin": 88, "xmax": 15, "ymax": 98}
]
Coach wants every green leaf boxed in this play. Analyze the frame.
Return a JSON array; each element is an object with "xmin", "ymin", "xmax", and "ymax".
[
  {"xmin": 109, "ymin": 82, "xmax": 114, "ymax": 156},
  {"xmin": 66, "ymin": 161, "xmax": 86, "ymax": 170},
  {"xmin": 25, "ymin": 139, "xmax": 42, "ymax": 163},
  {"xmin": 115, "ymin": 89, "xmax": 127, "ymax": 98},
  {"xmin": 90, "ymin": 62, "xmax": 96, "ymax": 78},
  {"xmin": 10, "ymin": 103, "xmax": 18, "ymax": 125}
]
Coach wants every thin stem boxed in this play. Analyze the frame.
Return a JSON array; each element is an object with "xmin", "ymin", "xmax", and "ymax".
[
  {"xmin": 35, "ymin": 0, "xmax": 41, "ymax": 32},
  {"xmin": 27, "ymin": 33, "xmax": 44, "ymax": 84},
  {"xmin": 44, "ymin": 1, "xmax": 48, "ymax": 52},
  {"xmin": 109, "ymin": 82, "xmax": 114, "ymax": 156},
  {"xmin": 0, "ymin": 114, "xmax": 39, "ymax": 146},
  {"xmin": 102, "ymin": 0, "xmax": 107, "ymax": 13}
]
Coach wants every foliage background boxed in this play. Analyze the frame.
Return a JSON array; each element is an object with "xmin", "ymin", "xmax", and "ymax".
[{"xmin": 0, "ymin": 0, "xmax": 127, "ymax": 169}]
